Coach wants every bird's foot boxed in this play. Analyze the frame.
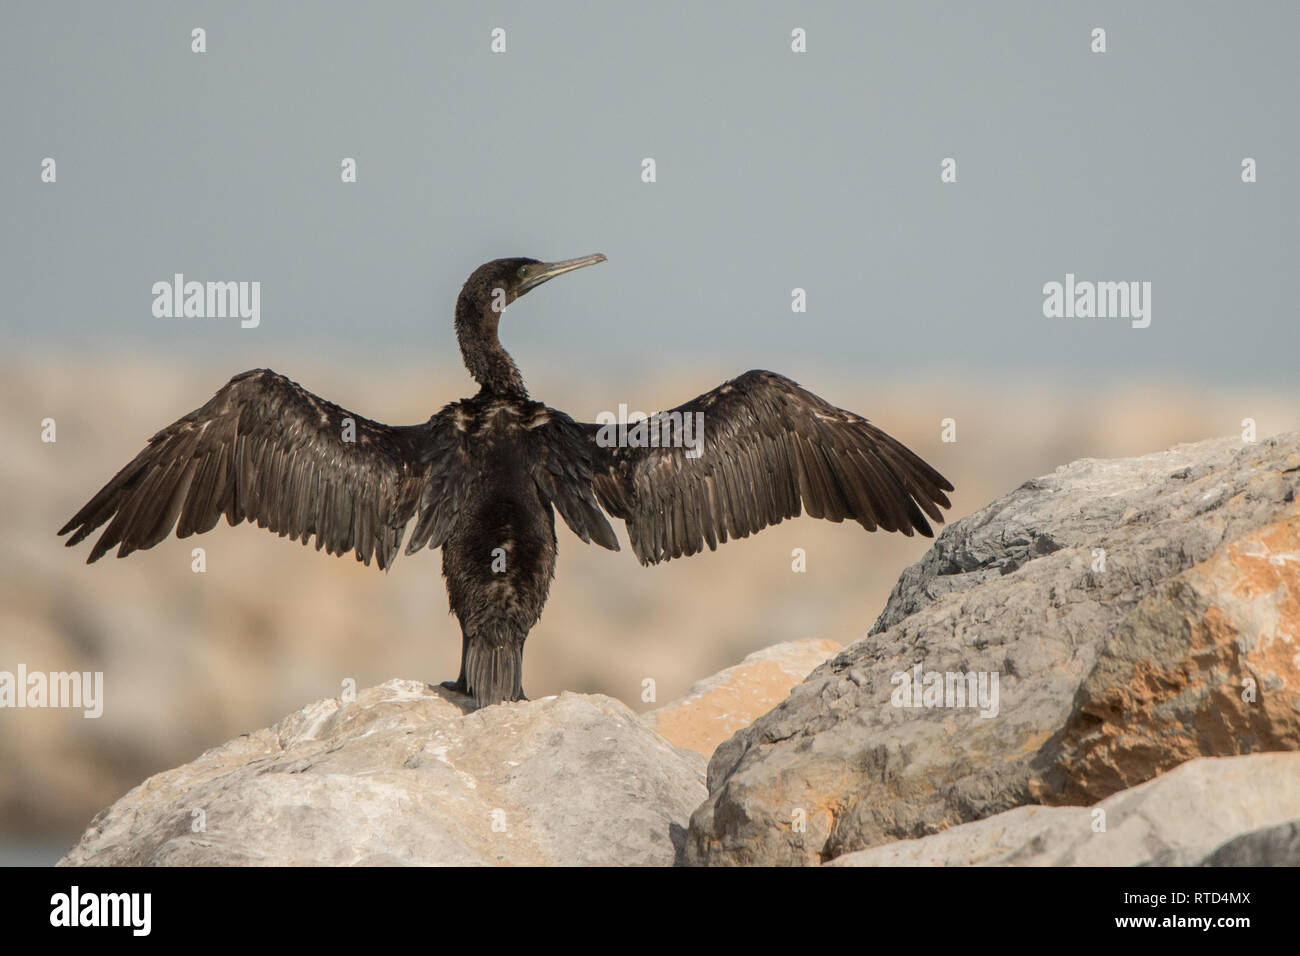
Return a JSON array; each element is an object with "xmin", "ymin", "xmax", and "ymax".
[{"xmin": 436, "ymin": 680, "xmax": 529, "ymax": 706}]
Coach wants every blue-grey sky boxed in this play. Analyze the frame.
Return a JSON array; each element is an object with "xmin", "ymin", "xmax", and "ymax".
[{"xmin": 3, "ymin": 1, "xmax": 1296, "ymax": 387}]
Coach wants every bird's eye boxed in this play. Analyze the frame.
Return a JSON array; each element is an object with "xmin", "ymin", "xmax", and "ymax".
[{"xmin": 518, "ymin": 266, "xmax": 531, "ymax": 279}]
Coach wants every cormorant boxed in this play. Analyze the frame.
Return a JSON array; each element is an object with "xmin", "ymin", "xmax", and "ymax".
[{"xmin": 59, "ymin": 254, "xmax": 954, "ymax": 707}]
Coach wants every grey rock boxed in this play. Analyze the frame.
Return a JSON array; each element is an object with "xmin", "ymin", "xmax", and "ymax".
[
  {"xmin": 687, "ymin": 434, "xmax": 1300, "ymax": 866},
  {"xmin": 1203, "ymin": 819, "xmax": 1300, "ymax": 866},
  {"xmin": 59, "ymin": 680, "xmax": 706, "ymax": 866},
  {"xmin": 828, "ymin": 754, "xmax": 1300, "ymax": 866}
]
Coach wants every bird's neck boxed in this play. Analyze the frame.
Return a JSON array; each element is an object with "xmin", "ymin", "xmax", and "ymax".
[{"xmin": 454, "ymin": 296, "xmax": 528, "ymax": 399}]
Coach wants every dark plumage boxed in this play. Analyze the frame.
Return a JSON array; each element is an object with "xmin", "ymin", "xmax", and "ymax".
[{"xmin": 59, "ymin": 254, "xmax": 954, "ymax": 707}]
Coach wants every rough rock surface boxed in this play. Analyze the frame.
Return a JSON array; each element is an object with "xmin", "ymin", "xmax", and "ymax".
[
  {"xmin": 1203, "ymin": 818, "xmax": 1300, "ymax": 866},
  {"xmin": 59, "ymin": 680, "xmax": 706, "ymax": 866},
  {"xmin": 1043, "ymin": 511, "xmax": 1300, "ymax": 804},
  {"xmin": 828, "ymin": 754, "xmax": 1300, "ymax": 866},
  {"xmin": 642, "ymin": 638, "xmax": 841, "ymax": 757},
  {"xmin": 686, "ymin": 434, "xmax": 1300, "ymax": 866}
]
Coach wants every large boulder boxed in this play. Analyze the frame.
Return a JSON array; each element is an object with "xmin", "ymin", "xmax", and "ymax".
[
  {"xmin": 59, "ymin": 680, "xmax": 705, "ymax": 866},
  {"xmin": 686, "ymin": 434, "xmax": 1300, "ymax": 865},
  {"xmin": 828, "ymin": 753, "xmax": 1300, "ymax": 866}
]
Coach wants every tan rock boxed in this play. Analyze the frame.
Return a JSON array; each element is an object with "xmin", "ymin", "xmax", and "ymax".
[
  {"xmin": 643, "ymin": 638, "xmax": 841, "ymax": 758},
  {"xmin": 1037, "ymin": 510, "xmax": 1300, "ymax": 804}
]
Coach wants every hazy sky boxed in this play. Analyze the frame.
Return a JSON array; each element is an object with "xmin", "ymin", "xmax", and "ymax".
[{"xmin": 3, "ymin": 1, "xmax": 1296, "ymax": 389}]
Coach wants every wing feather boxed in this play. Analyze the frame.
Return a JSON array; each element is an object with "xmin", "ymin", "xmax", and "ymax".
[
  {"xmin": 60, "ymin": 368, "xmax": 467, "ymax": 569},
  {"xmin": 584, "ymin": 370, "xmax": 954, "ymax": 566}
]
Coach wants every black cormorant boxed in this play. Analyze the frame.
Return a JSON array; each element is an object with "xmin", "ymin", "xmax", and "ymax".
[{"xmin": 59, "ymin": 255, "xmax": 954, "ymax": 707}]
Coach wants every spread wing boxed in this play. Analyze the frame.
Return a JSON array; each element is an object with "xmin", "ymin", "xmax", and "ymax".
[
  {"xmin": 59, "ymin": 368, "xmax": 468, "ymax": 569},
  {"xmin": 583, "ymin": 369, "xmax": 954, "ymax": 566}
]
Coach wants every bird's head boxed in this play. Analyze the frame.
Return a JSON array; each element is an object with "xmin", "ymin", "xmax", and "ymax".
[
  {"xmin": 454, "ymin": 253, "xmax": 606, "ymax": 396},
  {"xmin": 460, "ymin": 254, "xmax": 606, "ymax": 317}
]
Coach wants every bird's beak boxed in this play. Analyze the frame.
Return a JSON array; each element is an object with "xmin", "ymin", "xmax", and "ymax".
[{"xmin": 519, "ymin": 253, "xmax": 606, "ymax": 294}]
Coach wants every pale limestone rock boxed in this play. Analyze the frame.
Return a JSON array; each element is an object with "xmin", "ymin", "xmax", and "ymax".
[
  {"xmin": 59, "ymin": 680, "xmax": 705, "ymax": 866},
  {"xmin": 829, "ymin": 754, "xmax": 1300, "ymax": 866}
]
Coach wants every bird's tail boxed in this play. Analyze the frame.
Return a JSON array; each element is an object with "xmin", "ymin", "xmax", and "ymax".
[{"xmin": 463, "ymin": 628, "xmax": 526, "ymax": 708}]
